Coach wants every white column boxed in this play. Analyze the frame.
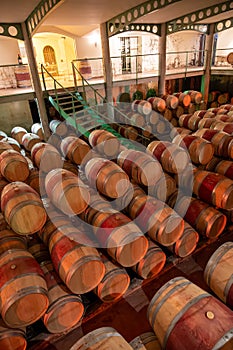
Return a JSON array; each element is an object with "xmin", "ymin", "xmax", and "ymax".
[
  {"xmin": 21, "ymin": 22, "xmax": 51, "ymax": 141},
  {"xmin": 100, "ymin": 22, "xmax": 113, "ymax": 103},
  {"xmin": 158, "ymin": 23, "xmax": 167, "ymax": 96},
  {"xmin": 202, "ymin": 23, "xmax": 215, "ymax": 104}
]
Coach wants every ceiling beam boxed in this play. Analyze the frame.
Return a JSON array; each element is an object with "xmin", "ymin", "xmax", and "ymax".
[
  {"xmin": 26, "ymin": 0, "xmax": 65, "ymax": 38},
  {"xmin": 107, "ymin": 0, "xmax": 182, "ymax": 37},
  {"xmin": 0, "ymin": 23, "xmax": 23, "ymax": 40},
  {"xmin": 167, "ymin": 0, "xmax": 233, "ymax": 34}
]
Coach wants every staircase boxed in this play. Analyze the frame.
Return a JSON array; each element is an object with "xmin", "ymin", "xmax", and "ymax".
[{"xmin": 40, "ymin": 64, "xmax": 150, "ymax": 149}]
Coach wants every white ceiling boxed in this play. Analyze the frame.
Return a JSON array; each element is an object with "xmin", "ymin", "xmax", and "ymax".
[{"xmin": 0, "ymin": 0, "xmax": 232, "ymax": 37}]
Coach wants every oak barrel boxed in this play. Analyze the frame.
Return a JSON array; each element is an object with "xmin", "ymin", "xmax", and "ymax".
[
  {"xmin": 21, "ymin": 133, "xmax": 41, "ymax": 151},
  {"xmin": 167, "ymin": 222, "xmax": 199, "ymax": 258},
  {"xmin": 204, "ymin": 242, "xmax": 233, "ymax": 309},
  {"xmin": 41, "ymin": 260, "xmax": 84, "ymax": 333},
  {"xmin": 11, "ymin": 127, "xmax": 27, "ymax": 145},
  {"xmin": 193, "ymin": 170, "xmax": 233, "ymax": 210},
  {"xmin": 1, "ymin": 182, "xmax": 47, "ymax": 235},
  {"xmin": 147, "ymin": 140, "xmax": 190, "ymax": 174},
  {"xmin": 45, "ymin": 168, "xmax": 90, "ymax": 215},
  {"xmin": 89, "ymin": 129, "xmax": 120, "ymax": 158},
  {"xmin": 171, "ymin": 195, "xmax": 227, "ymax": 239},
  {"xmin": 147, "ymin": 277, "xmax": 233, "ymax": 350},
  {"xmin": 2, "ymin": 137, "xmax": 21, "ymax": 152},
  {"xmin": 31, "ymin": 123, "xmax": 44, "ymax": 140},
  {"xmin": 31, "ymin": 142, "xmax": 63, "ymax": 174},
  {"xmin": 94, "ymin": 254, "xmax": 130, "ymax": 302},
  {"xmin": 0, "ymin": 149, "xmax": 29, "ymax": 182},
  {"xmin": 70, "ymin": 327, "xmax": 133, "ymax": 350},
  {"xmin": 0, "ymin": 319, "xmax": 27, "ymax": 350},
  {"xmin": 172, "ymin": 134, "xmax": 214, "ymax": 165},
  {"xmin": 0, "ymin": 249, "xmax": 48, "ymax": 328},
  {"xmin": 127, "ymin": 194, "xmax": 184, "ymax": 246},
  {"xmin": 130, "ymin": 332, "xmax": 162, "ymax": 350},
  {"xmin": 0, "ymin": 229, "xmax": 27, "ymax": 255},
  {"xmin": 61, "ymin": 136, "xmax": 91, "ymax": 165},
  {"xmin": 148, "ymin": 97, "xmax": 166, "ymax": 112},
  {"xmin": 117, "ymin": 149, "xmax": 163, "ymax": 186},
  {"xmin": 131, "ymin": 239, "xmax": 166, "ymax": 279},
  {"xmin": 85, "ymin": 158, "xmax": 130, "ymax": 198},
  {"xmin": 49, "ymin": 120, "xmax": 68, "ymax": 137}
]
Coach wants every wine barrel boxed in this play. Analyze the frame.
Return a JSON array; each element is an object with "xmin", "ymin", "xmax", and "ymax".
[
  {"xmin": 148, "ymin": 97, "xmax": 166, "ymax": 112},
  {"xmin": 48, "ymin": 224, "xmax": 105, "ymax": 294},
  {"xmin": 213, "ymin": 122, "xmax": 233, "ymax": 135},
  {"xmin": 0, "ymin": 249, "xmax": 48, "ymax": 328},
  {"xmin": 49, "ymin": 120, "xmax": 68, "ymax": 137},
  {"xmin": 11, "ymin": 127, "xmax": 27, "ymax": 145},
  {"xmin": 118, "ymin": 125, "xmax": 139, "ymax": 141},
  {"xmin": 142, "ymin": 124, "xmax": 153, "ymax": 138},
  {"xmin": 130, "ymin": 332, "xmax": 162, "ymax": 350},
  {"xmin": 204, "ymin": 242, "xmax": 233, "ymax": 308},
  {"xmin": 62, "ymin": 160, "xmax": 79, "ymax": 175},
  {"xmin": 91, "ymin": 209, "xmax": 148, "ymax": 267},
  {"xmin": 147, "ymin": 276, "xmax": 233, "ymax": 350},
  {"xmin": 85, "ymin": 158, "xmax": 130, "ymax": 198},
  {"xmin": 45, "ymin": 169, "xmax": 90, "ymax": 215},
  {"xmin": 41, "ymin": 261, "xmax": 84, "ymax": 333},
  {"xmin": 31, "ymin": 142, "xmax": 63, "ymax": 174},
  {"xmin": 61, "ymin": 136, "xmax": 91, "ymax": 165},
  {"xmin": 0, "ymin": 131, "xmax": 7, "ymax": 140},
  {"xmin": 147, "ymin": 140, "xmax": 190, "ymax": 174},
  {"xmin": 2, "ymin": 137, "xmax": 21, "ymax": 152},
  {"xmin": 214, "ymin": 160, "xmax": 233, "ymax": 180},
  {"xmin": 127, "ymin": 194, "xmax": 184, "ymax": 246},
  {"xmin": 172, "ymin": 134, "xmax": 214, "ymax": 165},
  {"xmin": 31, "ymin": 123, "xmax": 44, "ymax": 140},
  {"xmin": 0, "ymin": 319, "xmax": 27, "ymax": 350},
  {"xmin": 173, "ymin": 105, "xmax": 184, "ymax": 118},
  {"xmin": 173, "ymin": 92, "xmax": 191, "ymax": 107},
  {"xmin": 163, "ymin": 108, "xmax": 173, "ymax": 122},
  {"xmin": 0, "ymin": 229, "xmax": 27, "ymax": 256},
  {"xmin": 198, "ymin": 118, "xmax": 218, "ymax": 129},
  {"xmin": 184, "ymin": 90, "xmax": 202, "ymax": 104},
  {"xmin": 179, "ymin": 114, "xmax": 201, "ymax": 131},
  {"xmin": 0, "ymin": 150, "xmax": 29, "ymax": 182},
  {"xmin": 1, "ymin": 182, "xmax": 47, "ymax": 235},
  {"xmin": 193, "ymin": 170, "xmax": 233, "ymax": 210},
  {"xmin": 94, "ymin": 254, "xmax": 130, "ymax": 302},
  {"xmin": 47, "ymin": 133, "xmax": 62, "ymax": 151},
  {"xmin": 27, "ymin": 236, "xmax": 50, "ymax": 264},
  {"xmin": 161, "ymin": 95, "xmax": 179, "ymax": 109},
  {"xmin": 148, "ymin": 173, "xmax": 177, "ymax": 203},
  {"xmin": 70, "ymin": 327, "xmax": 133, "ymax": 350},
  {"xmin": 131, "ymin": 239, "xmax": 166, "ymax": 279},
  {"xmin": 132, "ymin": 100, "xmax": 152, "ymax": 115},
  {"xmin": 117, "ymin": 149, "xmax": 163, "ymax": 186},
  {"xmin": 172, "ymin": 195, "xmax": 227, "ymax": 239},
  {"xmin": 194, "ymin": 128, "xmax": 233, "ymax": 159},
  {"xmin": 127, "ymin": 112, "xmax": 145, "ymax": 128},
  {"xmin": 167, "ymin": 222, "xmax": 199, "ymax": 258},
  {"xmin": 22, "ymin": 133, "xmax": 41, "ymax": 152},
  {"xmin": 38, "ymin": 215, "xmax": 71, "ymax": 246},
  {"xmin": 89, "ymin": 129, "xmax": 120, "ymax": 158}
]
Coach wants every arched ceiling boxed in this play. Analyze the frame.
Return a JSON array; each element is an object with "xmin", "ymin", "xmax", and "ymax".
[{"xmin": 0, "ymin": 0, "xmax": 232, "ymax": 37}]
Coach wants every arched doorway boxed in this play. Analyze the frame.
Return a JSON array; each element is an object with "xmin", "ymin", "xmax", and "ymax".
[{"xmin": 43, "ymin": 45, "xmax": 58, "ymax": 75}]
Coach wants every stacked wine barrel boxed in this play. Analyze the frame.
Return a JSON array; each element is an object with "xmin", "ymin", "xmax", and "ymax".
[
  {"xmin": 113, "ymin": 90, "xmax": 205, "ymax": 143},
  {"xmin": 0, "ymin": 94, "xmax": 233, "ymax": 348}
]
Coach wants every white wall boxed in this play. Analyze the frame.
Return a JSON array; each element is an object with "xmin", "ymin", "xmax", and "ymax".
[
  {"xmin": 216, "ymin": 28, "xmax": 233, "ymax": 50},
  {"xmin": 166, "ymin": 31, "xmax": 202, "ymax": 68},
  {"xmin": 0, "ymin": 37, "xmax": 20, "ymax": 65}
]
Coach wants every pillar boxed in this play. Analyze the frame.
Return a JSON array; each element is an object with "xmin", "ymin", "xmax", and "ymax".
[
  {"xmin": 100, "ymin": 22, "xmax": 113, "ymax": 104},
  {"xmin": 21, "ymin": 22, "xmax": 51, "ymax": 141},
  {"xmin": 158, "ymin": 23, "xmax": 167, "ymax": 96},
  {"xmin": 201, "ymin": 23, "xmax": 215, "ymax": 104}
]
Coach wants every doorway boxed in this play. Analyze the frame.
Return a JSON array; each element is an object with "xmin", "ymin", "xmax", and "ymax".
[{"xmin": 43, "ymin": 45, "xmax": 58, "ymax": 75}]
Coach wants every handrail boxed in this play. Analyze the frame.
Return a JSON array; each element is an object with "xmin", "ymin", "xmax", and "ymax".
[{"xmin": 71, "ymin": 61, "xmax": 107, "ymax": 104}]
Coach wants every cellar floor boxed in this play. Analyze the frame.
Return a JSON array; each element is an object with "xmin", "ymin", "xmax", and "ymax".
[{"xmin": 27, "ymin": 226, "xmax": 233, "ymax": 350}]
